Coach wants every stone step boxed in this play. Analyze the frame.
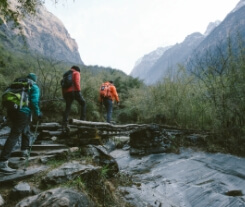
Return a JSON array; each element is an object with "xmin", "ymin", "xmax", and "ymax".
[
  {"xmin": 31, "ymin": 144, "xmax": 68, "ymax": 151},
  {"xmin": 0, "ymin": 165, "xmax": 48, "ymax": 184}
]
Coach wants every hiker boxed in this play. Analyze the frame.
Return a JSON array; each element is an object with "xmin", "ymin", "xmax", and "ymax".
[
  {"xmin": 99, "ymin": 81, "xmax": 119, "ymax": 123},
  {"xmin": 62, "ymin": 66, "xmax": 86, "ymax": 128},
  {"xmin": 0, "ymin": 73, "xmax": 42, "ymax": 174}
]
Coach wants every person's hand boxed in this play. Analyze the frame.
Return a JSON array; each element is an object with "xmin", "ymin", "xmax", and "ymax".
[
  {"xmin": 117, "ymin": 102, "xmax": 120, "ymax": 106},
  {"xmin": 38, "ymin": 112, "xmax": 43, "ymax": 120}
]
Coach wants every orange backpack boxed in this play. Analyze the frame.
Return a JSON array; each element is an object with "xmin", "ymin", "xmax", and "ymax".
[{"xmin": 100, "ymin": 82, "xmax": 112, "ymax": 98}]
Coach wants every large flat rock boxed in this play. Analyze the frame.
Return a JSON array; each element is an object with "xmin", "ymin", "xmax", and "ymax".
[
  {"xmin": 0, "ymin": 165, "xmax": 48, "ymax": 184},
  {"xmin": 111, "ymin": 148, "xmax": 245, "ymax": 207}
]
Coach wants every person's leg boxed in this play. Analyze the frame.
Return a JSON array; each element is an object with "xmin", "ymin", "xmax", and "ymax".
[
  {"xmin": 75, "ymin": 92, "xmax": 86, "ymax": 121},
  {"xmin": 21, "ymin": 120, "xmax": 32, "ymax": 150},
  {"xmin": 21, "ymin": 123, "xmax": 32, "ymax": 158},
  {"xmin": 104, "ymin": 98, "xmax": 113, "ymax": 123},
  {"xmin": 63, "ymin": 92, "xmax": 74, "ymax": 123},
  {"xmin": 0, "ymin": 111, "xmax": 29, "ymax": 173},
  {"xmin": 0, "ymin": 111, "xmax": 29, "ymax": 161}
]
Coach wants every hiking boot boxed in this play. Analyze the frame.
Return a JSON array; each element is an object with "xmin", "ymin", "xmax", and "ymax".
[
  {"xmin": 62, "ymin": 122, "xmax": 70, "ymax": 133},
  {"xmin": 0, "ymin": 161, "xmax": 17, "ymax": 174},
  {"xmin": 63, "ymin": 126, "xmax": 70, "ymax": 134},
  {"xmin": 19, "ymin": 149, "xmax": 29, "ymax": 160}
]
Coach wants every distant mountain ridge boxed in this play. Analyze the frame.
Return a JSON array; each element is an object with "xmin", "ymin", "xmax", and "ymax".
[
  {"xmin": 130, "ymin": 0, "xmax": 245, "ymax": 85},
  {"xmin": 0, "ymin": 0, "xmax": 83, "ymax": 65},
  {"xmin": 130, "ymin": 46, "xmax": 172, "ymax": 81}
]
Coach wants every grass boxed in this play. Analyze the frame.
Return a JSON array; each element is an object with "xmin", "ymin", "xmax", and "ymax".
[
  {"xmin": 100, "ymin": 165, "xmax": 110, "ymax": 180},
  {"xmin": 62, "ymin": 176, "xmax": 85, "ymax": 190},
  {"xmin": 46, "ymin": 159, "xmax": 67, "ymax": 169}
]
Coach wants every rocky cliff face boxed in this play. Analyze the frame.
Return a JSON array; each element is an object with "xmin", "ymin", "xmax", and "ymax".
[
  {"xmin": 148, "ymin": 32, "xmax": 204, "ymax": 84},
  {"xmin": 130, "ymin": 31, "xmax": 206, "ymax": 84},
  {"xmin": 131, "ymin": 0, "xmax": 245, "ymax": 85},
  {"xmin": 191, "ymin": 3, "xmax": 245, "ymax": 57},
  {"xmin": 130, "ymin": 46, "xmax": 172, "ymax": 81},
  {"xmin": 0, "ymin": 1, "xmax": 83, "ymax": 65},
  {"xmin": 204, "ymin": 20, "xmax": 221, "ymax": 36}
]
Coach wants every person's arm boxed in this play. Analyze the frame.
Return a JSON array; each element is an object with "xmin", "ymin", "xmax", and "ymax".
[
  {"xmin": 73, "ymin": 71, "xmax": 81, "ymax": 91},
  {"xmin": 111, "ymin": 85, "xmax": 119, "ymax": 103}
]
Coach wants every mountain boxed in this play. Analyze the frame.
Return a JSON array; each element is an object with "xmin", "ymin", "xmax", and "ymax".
[
  {"xmin": 189, "ymin": 1, "xmax": 245, "ymax": 58},
  {"xmin": 130, "ymin": 46, "xmax": 171, "ymax": 81},
  {"xmin": 130, "ymin": 24, "xmax": 218, "ymax": 85},
  {"xmin": 0, "ymin": 1, "xmax": 83, "ymax": 65},
  {"xmin": 145, "ymin": 32, "xmax": 205, "ymax": 84},
  {"xmin": 204, "ymin": 21, "xmax": 221, "ymax": 36},
  {"xmin": 131, "ymin": 0, "xmax": 245, "ymax": 85}
]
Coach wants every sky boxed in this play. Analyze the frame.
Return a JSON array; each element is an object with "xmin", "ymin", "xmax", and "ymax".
[{"xmin": 45, "ymin": 0, "xmax": 240, "ymax": 74}]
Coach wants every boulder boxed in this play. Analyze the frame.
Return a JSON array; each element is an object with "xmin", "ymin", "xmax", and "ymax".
[
  {"xmin": 81, "ymin": 145, "xmax": 119, "ymax": 177},
  {"xmin": 11, "ymin": 182, "xmax": 31, "ymax": 199},
  {"xmin": 16, "ymin": 188, "xmax": 95, "ymax": 207},
  {"xmin": 42, "ymin": 161, "xmax": 101, "ymax": 186},
  {"xmin": 0, "ymin": 194, "xmax": 4, "ymax": 206},
  {"xmin": 129, "ymin": 124, "xmax": 171, "ymax": 155}
]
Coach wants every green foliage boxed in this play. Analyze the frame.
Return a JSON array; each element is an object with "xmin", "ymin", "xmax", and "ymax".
[
  {"xmin": 0, "ymin": 41, "xmax": 143, "ymax": 124},
  {"xmin": 123, "ymin": 35, "xmax": 245, "ymax": 156},
  {"xmin": 100, "ymin": 165, "xmax": 110, "ymax": 180},
  {"xmin": 0, "ymin": 0, "xmax": 41, "ymax": 27},
  {"xmin": 63, "ymin": 176, "xmax": 85, "ymax": 190},
  {"xmin": 1, "ymin": 23, "xmax": 245, "ymax": 155},
  {"xmin": 46, "ymin": 159, "xmax": 66, "ymax": 169}
]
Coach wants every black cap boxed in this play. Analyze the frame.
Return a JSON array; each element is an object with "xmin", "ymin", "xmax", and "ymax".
[{"xmin": 71, "ymin": 65, "xmax": 80, "ymax": 72}]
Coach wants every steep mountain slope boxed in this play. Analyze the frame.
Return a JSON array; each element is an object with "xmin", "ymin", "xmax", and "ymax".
[
  {"xmin": 130, "ymin": 26, "xmax": 215, "ymax": 85},
  {"xmin": 130, "ymin": 46, "xmax": 172, "ymax": 81},
  {"xmin": 0, "ymin": 1, "xmax": 83, "ymax": 65},
  {"xmin": 131, "ymin": 0, "xmax": 245, "ymax": 85},
  {"xmin": 189, "ymin": 2, "xmax": 245, "ymax": 58},
  {"xmin": 144, "ymin": 32, "xmax": 204, "ymax": 84}
]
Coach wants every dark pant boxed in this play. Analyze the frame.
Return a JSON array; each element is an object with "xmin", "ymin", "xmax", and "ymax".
[
  {"xmin": 0, "ymin": 110, "xmax": 31, "ymax": 161},
  {"xmin": 63, "ymin": 91, "xmax": 86, "ymax": 122},
  {"xmin": 103, "ymin": 98, "xmax": 113, "ymax": 123}
]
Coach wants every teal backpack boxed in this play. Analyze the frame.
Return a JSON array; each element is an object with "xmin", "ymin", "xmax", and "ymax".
[{"xmin": 2, "ymin": 77, "xmax": 33, "ymax": 110}]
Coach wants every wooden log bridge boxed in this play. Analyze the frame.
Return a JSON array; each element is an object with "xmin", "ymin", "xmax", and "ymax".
[
  {"xmin": 35, "ymin": 119, "xmax": 150, "ymax": 146},
  {"xmin": 70, "ymin": 119, "xmax": 149, "ymax": 133}
]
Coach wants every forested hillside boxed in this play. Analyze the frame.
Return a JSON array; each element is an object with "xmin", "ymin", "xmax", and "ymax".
[
  {"xmin": 1, "ymin": 2, "xmax": 245, "ymax": 207},
  {"xmin": 1, "ymin": 35, "xmax": 245, "ymax": 156},
  {"xmin": 0, "ymin": 39, "xmax": 144, "ymax": 123},
  {"xmin": 0, "ymin": 1, "xmax": 245, "ymax": 157}
]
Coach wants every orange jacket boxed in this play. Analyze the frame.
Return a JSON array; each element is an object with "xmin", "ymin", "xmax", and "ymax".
[
  {"xmin": 62, "ymin": 69, "xmax": 81, "ymax": 95},
  {"xmin": 99, "ymin": 82, "xmax": 119, "ymax": 103}
]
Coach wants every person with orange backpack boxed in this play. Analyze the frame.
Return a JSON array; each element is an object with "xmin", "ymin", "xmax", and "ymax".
[{"xmin": 99, "ymin": 81, "xmax": 119, "ymax": 123}]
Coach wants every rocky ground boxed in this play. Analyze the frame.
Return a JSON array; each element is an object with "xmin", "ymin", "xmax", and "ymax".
[
  {"xmin": 0, "ymin": 122, "xmax": 129, "ymax": 207},
  {"xmin": 111, "ymin": 148, "xmax": 245, "ymax": 207},
  {"xmin": 0, "ymin": 122, "xmax": 245, "ymax": 207}
]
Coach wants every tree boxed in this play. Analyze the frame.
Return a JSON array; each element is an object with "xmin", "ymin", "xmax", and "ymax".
[
  {"xmin": 0, "ymin": 0, "xmax": 40, "ymax": 25},
  {"xmin": 0, "ymin": 0, "xmax": 68, "ymax": 25}
]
